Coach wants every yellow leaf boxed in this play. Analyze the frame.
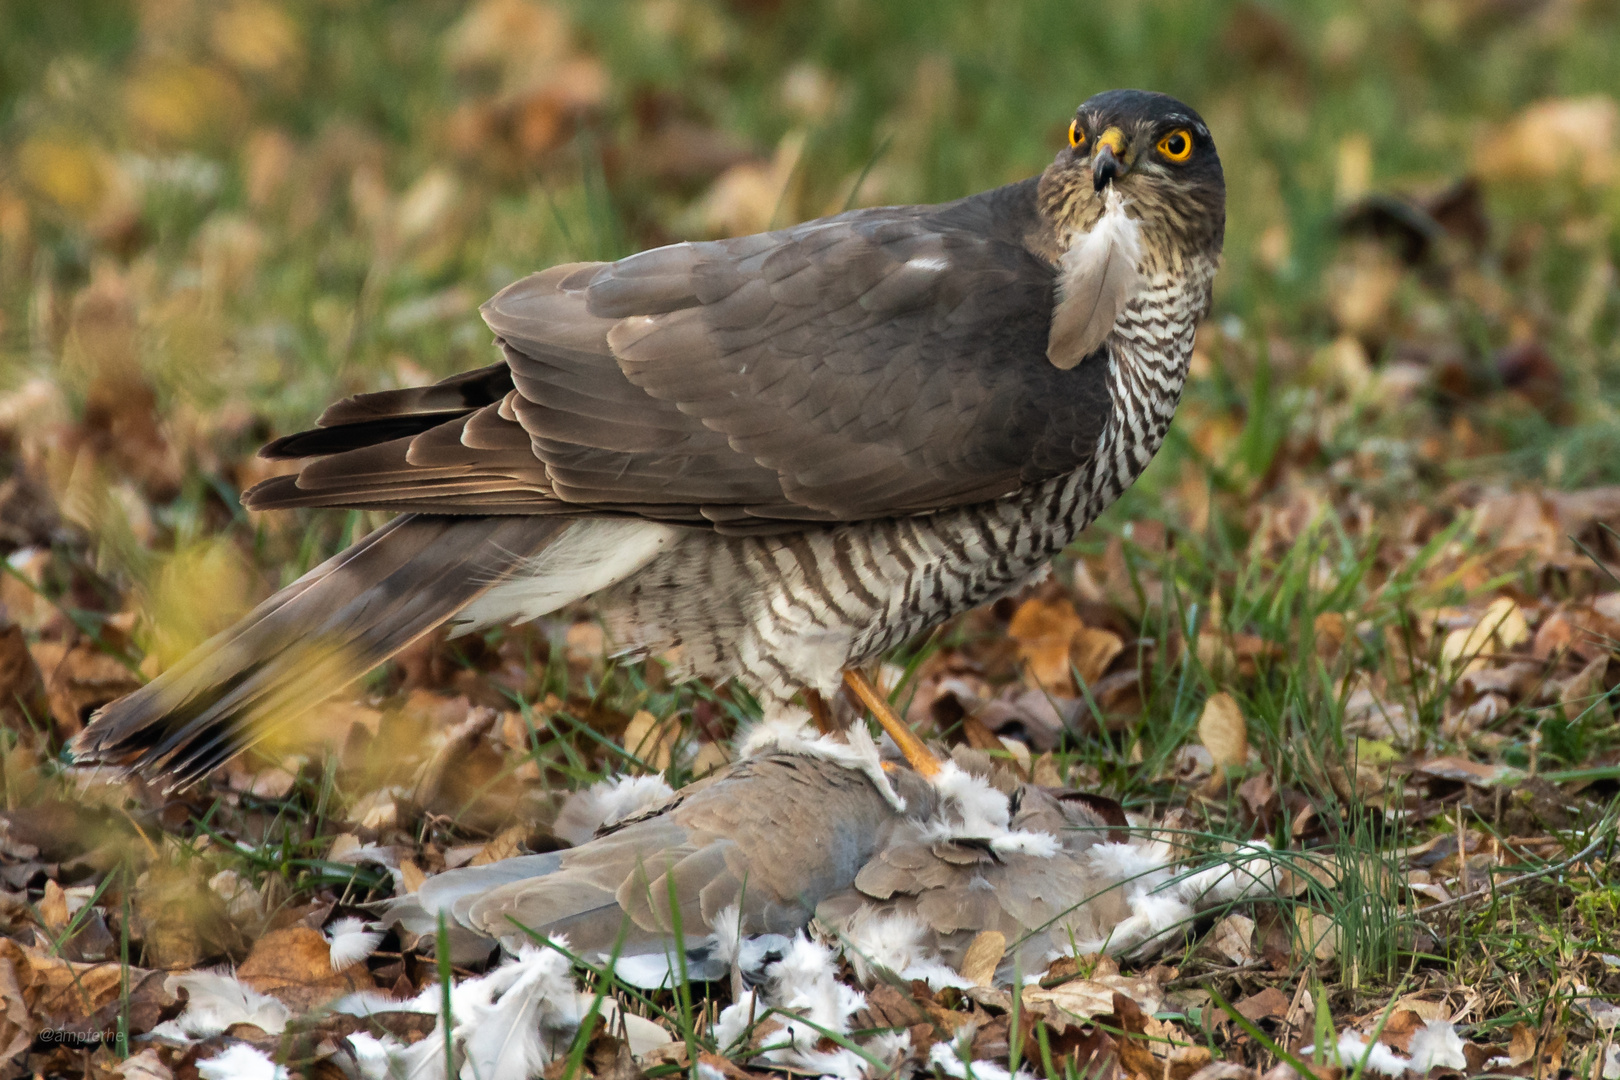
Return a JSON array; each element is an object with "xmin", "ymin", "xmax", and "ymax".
[
  {"xmin": 1354, "ymin": 737, "xmax": 1401, "ymax": 765},
  {"xmin": 124, "ymin": 62, "xmax": 244, "ymax": 143},
  {"xmin": 1198, "ymin": 691, "xmax": 1248, "ymax": 769},
  {"xmin": 1294, "ymin": 908, "xmax": 1338, "ymax": 962},
  {"xmin": 1008, "ymin": 595, "xmax": 1083, "ymax": 694},
  {"xmin": 39, "ymin": 881, "xmax": 68, "ymax": 933},
  {"xmin": 1482, "ymin": 595, "xmax": 1530, "ymax": 649},
  {"xmin": 399, "ymin": 858, "xmax": 427, "ymax": 893},
  {"xmin": 137, "ymin": 538, "xmax": 257, "ymax": 672},
  {"xmin": 211, "ymin": 0, "xmax": 304, "ymax": 77},
  {"xmin": 958, "ymin": 930, "xmax": 1005, "ymax": 988},
  {"xmin": 17, "ymin": 138, "xmax": 108, "ymax": 216},
  {"xmin": 623, "ymin": 709, "xmax": 678, "ymax": 772}
]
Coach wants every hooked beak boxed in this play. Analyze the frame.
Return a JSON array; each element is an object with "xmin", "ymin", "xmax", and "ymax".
[{"xmin": 1091, "ymin": 126, "xmax": 1128, "ymax": 191}]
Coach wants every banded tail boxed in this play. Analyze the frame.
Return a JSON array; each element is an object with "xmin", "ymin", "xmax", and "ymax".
[{"xmin": 71, "ymin": 514, "xmax": 571, "ymax": 785}]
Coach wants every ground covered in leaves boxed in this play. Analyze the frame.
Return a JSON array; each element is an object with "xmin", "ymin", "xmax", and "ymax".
[{"xmin": 3, "ymin": 0, "xmax": 1620, "ymax": 1077}]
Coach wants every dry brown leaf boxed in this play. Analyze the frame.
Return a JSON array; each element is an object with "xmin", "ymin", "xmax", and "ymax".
[
  {"xmin": 0, "ymin": 622, "xmax": 47, "ymax": 732},
  {"xmin": 38, "ymin": 880, "xmax": 68, "ymax": 934},
  {"xmin": 133, "ymin": 866, "xmax": 237, "ymax": 970},
  {"xmin": 238, "ymin": 925, "xmax": 374, "ymax": 1011},
  {"xmin": 1032, "ymin": 752, "xmax": 1065, "ymax": 787},
  {"xmin": 0, "ymin": 947, "xmax": 31, "ymax": 1064},
  {"xmin": 1073, "ymin": 624, "xmax": 1126, "ymax": 685},
  {"xmin": 958, "ymin": 930, "xmax": 1005, "ymax": 988},
  {"xmin": 0, "ymin": 937, "xmax": 154, "ymax": 1031},
  {"xmin": 1293, "ymin": 909, "xmax": 1338, "ymax": 962},
  {"xmin": 1008, "ymin": 595, "xmax": 1084, "ymax": 694},
  {"xmin": 1023, "ymin": 974, "xmax": 1163, "ymax": 1029},
  {"xmin": 1559, "ymin": 654, "xmax": 1609, "ymax": 716},
  {"xmin": 690, "ymin": 740, "xmax": 730, "ymax": 777},
  {"xmin": 687, "ymin": 131, "xmax": 807, "ymax": 238},
  {"xmin": 1198, "ymin": 692, "xmax": 1248, "ymax": 770},
  {"xmin": 32, "ymin": 639, "xmax": 141, "ymax": 741},
  {"xmin": 1473, "ymin": 96, "xmax": 1618, "ymax": 186},
  {"xmin": 564, "ymin": 620, "xmax": 606, "ymax": 666},
  {"xmin": 399, "ymin": 858, "xmax": 427, "ymax": 893},
  {"xmin": 1204, "ymin": 914, "xmax": 1256, "ymax": 966},
  {"xmin": 1413, "ymin": 756, "xmax": 1525, "ymax": 787},
  {"xmin": 114, "ymin": 1048, "xmax": 174, "ymax": 1079},
  {"xmin": 1503, "ymin": 1022, "xmax": 1537, "ymax": 1067},
  {"xmin": 470, "ymin": 824, "xmax": 528, "ymax": 867},
  {"xmin": 623, "ymin": 709, "xmax": 680, "ymax": 772},
  {"xmin": 1234, "ymin": 986, "xmax": 1291, "ymax": 1022}
]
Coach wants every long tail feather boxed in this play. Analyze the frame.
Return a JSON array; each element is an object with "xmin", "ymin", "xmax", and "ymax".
[{"xmin": 72, "ymin": 514, "xmax": 569, "ymax": 785}]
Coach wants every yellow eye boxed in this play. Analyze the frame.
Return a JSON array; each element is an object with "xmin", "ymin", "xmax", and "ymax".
[
  {"xmin": 1068, "ymin": 120, "xmax": 1085, "ymax": 149},
  {"xmin": 1157, "ymin": 129, "xmax": 1193, "ymax": 162}
]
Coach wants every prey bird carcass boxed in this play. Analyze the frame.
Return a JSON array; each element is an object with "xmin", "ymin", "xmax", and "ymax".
[{"xmin": 395, "ymin": 722, "xmax": 1274, "ymax": 993}]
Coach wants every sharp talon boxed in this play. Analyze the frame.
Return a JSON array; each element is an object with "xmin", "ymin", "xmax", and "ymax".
[{"xmin": 842, "ymin": 669, "xmax": 942, "ymax": 778}]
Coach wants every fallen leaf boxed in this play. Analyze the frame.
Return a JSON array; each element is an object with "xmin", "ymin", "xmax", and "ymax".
[
  {"xmin": 1502, "ymin": 1022, "xmax": 1537, "ymax": 1067},
  {"xmin": 1199, "ymin": 692, "xmax": 1248, "ymax": 770},
  {"xmin": 114, "ymin": 1048, "xmax": 174, "ymax": 1079},
  {"xmin": 958, "ymin": 930, "xmax": 1005, "ymax": 988},
  {"xmin": 1473, "ymin": 96, "xmax": 1618, "ymax": 186},
  {"xmin": 35, "ymin": 639, "xmax": 142, "ymax": 741},
  {"xmin": 1008, "ymin": 595, "xmax": 1085, "ymax": 694},
  {"xmin": 399, "ymin": 859, "xmax": 427, "ymax": 893},
  {"xmin": 134, "ymin": 865, "xmax": 238, "ymax": 970},
  {"xmin": 1414, "ymin": 756, "xmax": 1526, "ymax": 787},
  {"xmin": 469, "ymin": 823, "xmax": 528, "ymax": 866},
  {"xmin": 1204, "ymin": 914, "xmax": 1256, "ymax": 966},
  {"xmin": 1234, "ymin": 985, "xmax": 1291, "ymax": 1022},
  {"xmin": 1073, "ymin": 624, "xmax": 1126, "ymax": 685},
  {"xmin": 38, "ymin": 880, "xmax": 68, "ymax": 934},
  {"xmin": 623, "ymin": 709, "xmax": 680, "ymax": 772},
  {"xmin": 1023, "ymin": 975, "xmax": 1163, "ymax": 1029},
  {"xmin": 238, "ymin": 925, "xmax": 373, "ymax": 1012},
  {"xmin": 0, "ymin": 621, "xmax": 47, "ymax": 732},
  {"xmin": 1294, "ymin": 909, "xmax": 1338, "ymax": 962}
]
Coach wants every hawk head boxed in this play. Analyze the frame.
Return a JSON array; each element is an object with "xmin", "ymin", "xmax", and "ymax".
[{"xmin": 1038, "ymin": 88, "xmax": 1226, "ymax": 267}]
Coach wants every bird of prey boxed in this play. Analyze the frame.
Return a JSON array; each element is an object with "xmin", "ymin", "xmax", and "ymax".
[{"xmin": 73, "ymin": 88, "xmax": 1224, "ymax": 783}]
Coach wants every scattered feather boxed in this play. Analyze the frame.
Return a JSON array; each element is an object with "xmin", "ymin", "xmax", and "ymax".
[
  {"xmin": 836, "ymin": 906, "xmax": 973, "ymax": 990},
  {"xmin": 345, "ymin": 1031, "xmax": 407, "ymax": 1080},
  {"xmin": 397, "ymin": 940, "xmax": 584, "ymax": 1080},
  {"xmin": 738, "ymin": 710, "xmax": 902, "ymax": 809},
  {"xmin": 1300, "ymin": 1030, "xmax": 1412, "ymax": 1077},
  {"xmin": 714, "ymin": 932, "xmax": 868, "ymax": 1079},
  {"xmin": 864, "ymin": 1029, "xmax": 913, "ymax": 1069},
  {"xmin": 1047, "ymin": 187, "xmax": 1143, "ymax": 367},
  {"xmin": 329, "ymin": 985, "xmax": 438, "ymax": 1016},
  {"xmin": 195, "ymin": 1044, "xmax": 288, "ymax": 1080},
  {"xmin": 552, "ymin": 774, "xmax": 675, "ymax": 845},
  {"xmin": 325, "ymin": 916, "xmax": 386, "ymax": 971},
  {"xmin": 922, "ymin": 762, "xmax": 1058, "ymax": 856},
  {"xmin": 1170, "ymin": 841, "xmax": 1281, "ymax": 906},
  {"xmin": 929, "ymin": 1029, "xmax": 1035, "ymax": 1080},
  {"xmin": 1407, "ymin": 1019, "xmax": 1468, "ymax": 1073},
  {"xmin": 147, "ymin": 971, "xmax": 290, "ymax": 1042}
]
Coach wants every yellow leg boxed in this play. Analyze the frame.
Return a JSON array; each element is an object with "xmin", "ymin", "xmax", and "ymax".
[
  {"xmin": 804, "ymin": 689, "xmax": 836, "ymax": 735},
  {"xmin": 841, "ymin": 669, "xmax": 942, "ymax": 778}
]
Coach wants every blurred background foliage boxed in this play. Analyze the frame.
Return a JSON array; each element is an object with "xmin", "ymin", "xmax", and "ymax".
[{"xmin": 1, "ymin": 0, "xmax": 1619, "ymax": 650}]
